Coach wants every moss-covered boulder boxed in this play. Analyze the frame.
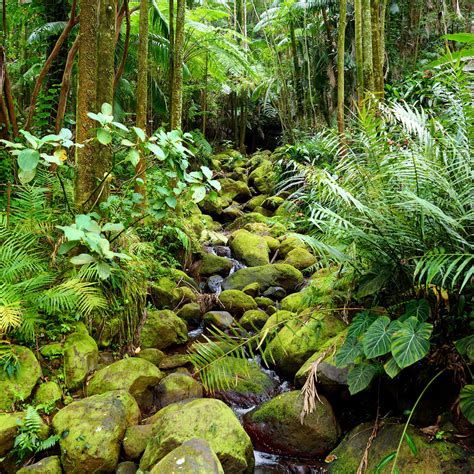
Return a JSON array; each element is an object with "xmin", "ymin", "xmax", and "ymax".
[
  {"xmin": 262, "ymin": 235, "xmax": 280, "ymax": 252},
  {"xmin": 140, "ymin": 309, "xmax": 188, "ymax": 350},
  {"xmin": 63, "ymin": 332, "xmax": 98, "ymax": 390},
  {"xmin": 249, "ymin": 160, "xmax": 274, "ymax": 194},
  {"xmin": 219, "ymin": 178, "xmax": 251, "ymax": 202},
  {"xmin": 33, "ymin": 381, "xmax": 62, "ymax": 407},
  {"xmin": 229, "ymin": 229, "xmax": 270, "ymax": 267},
  {"xmin": 265, "ymin": 311, "xmax": 346, "ymax": 377},
  {"xmin": 254, "ymin": 296, "xmax": 273, "ymax": 310},
  {"xmin": 294, "ymin": 331, "xmax": 348, "ymax": 388},
  {"xmin": 279, "ymin": 236, "xmax": 305, "ymax": 257},
  {"xmin": 242, "ymin": 282, "xmax": 260, "ymax": 297},
  {"xmin": 39, "ymin": 342, "xmax": 63, "ymax": 360},
  {"xmin": 123, "ymin": 424, "xmax": 153, "ymax": 460},
  {"xmin": 327, "ymin": 420, "xmax": 474, "ymax": 473},
  {"xmin": 243, "ymin": 391, "xmax": 339, "ymax": 457},
  {"xmin": 87, "ymin": 358, "xmax": 163, "ymax": 409},
  {"xmin": 262, "ymin": 310, "xmax": 295, "ymax": 333},
  {"xmin": 281, "ymin": 292, "xmax": 306, "ymax": 312},
  {"xmin": 223, "ymin": 264, "xmax": 303, "ymax": 293},
  {"xmin": 213, "ymin": 357, "xmax": 275, "ymax": 407},
  {"xmin": 52, "ymin": 390, "xmax": 140, "ymax": 473},
  {"xmin": 245, "ymin": 195, "xmax": 268, "ymax": 211},
  {"xmin": 204, "ymin": 310, "xmax": 234, "ymax": 330},
  {"xmin": 140, "ymin": 398, "xmax": 254, "ymax": 473},
  {"xmin": 262, "ymin": 196, "xmax": 285, "ymax": 211},
  {"xmin": 150, "ymin": 438, "xmax": 224, "ymax": 474},
  {"xmin": 284, "ymin": 247, "xmax": 317, "ymax": 270},
  {"xmin": 136, "ymin": 348, "xmax": 165, "ymax": 366},
  {"xmin": 199, "ymin": 253, "xmax": 233, "ymax": 276},
  {"xmin": 159, "ymin": 354, "xmax": 190, "ymax": 370},
  {"xmin": 116, "ymin": 461, "xmax": 138, "ymax": 474},
  {"xmin": 0, "ymin": 412, "xmax": 24, "ymax": 455},
  {"xmin": 240, "ymin": 310, "xmax": 269, "ymax": 330},
  {"xmin": 16, "ymin": 456, "xmax": 62, "ymax": 474},
  {"xmin": 222, "ymin": 205, "xmax": 244, "ymax": 222},
  {"xmin": 177, "ymin": 302, "xmax": 202, "ymax": 325},
  {"xmin": 155, "ymin": 373, "xmax": 203, "ymax": 409},
  {"xmin": 227, "ymin": 212, "xmax": 268, "ymax": 231},
  {"xmin": 0, "ymin": 346, "xmax": 41, "ymax": 410},
  {"xmin": 219, "ymin": 290, "xmax": 257, "ymax": 316}
]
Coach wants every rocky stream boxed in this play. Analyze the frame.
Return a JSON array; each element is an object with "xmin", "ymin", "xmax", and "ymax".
[{"xmin": 0, "ymin": 150, "xmax": 472, "ymax": 473}]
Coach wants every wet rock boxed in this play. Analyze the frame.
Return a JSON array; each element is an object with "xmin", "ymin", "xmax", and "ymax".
[
  {"xmin": 242, "ymin": 282, "xmax": 260, "ymax": 297},
  {"xmin": 327, "ymin": 420, "xmax": 474, "ymax": 473},
  {"xmin": 149, "ymin": 438, "xmax": 224, "ymax": 474},
  {"xmin": 158, "ymin": 354, "xmax": 190, "ymax": 370},
  {"xmin": 123, "ymin": 424, "xmax": 153, "ymax": 460},
  {"xmin": 87, "ymin": 358, "xmax": 163, "ymax": 409},
  {"xmin": 155, "ymin": 373, "xmax": 203, "ymax": 409},
  {"xmin": 33, "ymin": 381, "xmax": 62, "ymax": 407},
  {"xmin": 116, "ymin": 461, "xmax": 138, "ymax": 474},
  {"xmin": 263, "ymin": 286, "xmax": 286, "ymax": 299},
  {"xmin": 265, "ymin": 310, "xmax": 346, "ymax": 377},
  {"xmin": 223, "ymin": 264, "xmax": 303, "ymax": 293},
  {"xmin": 243, "ymin": 391, "xmax": 339, "ymax": 457},
  {"xmin": 207, "ymin": 275, "xmax": 224, "ymax": 293},
  {"xmin": 229, "ymin": 229, "xmax": 270, "ymax": 267},
  {"xmin": 140, "ymin": 309, "xmax": 188, "ymax": 350},
  {"xmin": 0, "ymin": 346, "xmax": 41, "ymax": 410},
  {"xmin": 214, "ymin": 246, "xmax": 232, "ymax": 258},
  {"xmin": 136, "ymin": 348, "xmax": 165, "ymax": 366},
  {"xmin": 200, "ymin": 253, "xmax": 233, "ymax": 276},
  {"xmin": 16, "ymin": 456, "xmax": 62, "ymax": 474},
  {"xmin": 284, "ymin": 247, "xmax": 317, "ymax": 270},
  {"xmin": 53, "ymin": 390, "xmax": 140, "ymax": 473},
  {"xmin": 204, "ymin": 310, "xmax": 234, "ymax": 329},
  {"xmin": 140, "ymin": 398, "xmax": 254, "ymax": 473},
  {"xmin": 219, "ymin": 290, "xmax": 258, "ymax": 316},
  {"xmin": 240, "ymin": 310, "xmax": 269, "ymax": 330},
  {"xmin": 279, "ymin": 236, "xmax": 305, "ymax": 257}
]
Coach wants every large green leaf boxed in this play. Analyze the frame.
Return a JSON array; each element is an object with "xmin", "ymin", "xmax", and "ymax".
[
  {"xmin": 391, "ymin": 317, "xmax": 433, "ymax": 369},
  {"xmin": 347, "ymin": 363, "xmax": 378, "ymax": 395},
  {"xmin": 403, "ymin": 299, "xmax": 430, "ymax": 321},
  {"xmin": 347, "ymin": 311, "xmax": 377, "ymax": 338},
  {"xmin": 460, "ymin": 384, "xmax": 474, "ymax": 424},
  {"xmin": 335, "ymin": 336, "xmax": 363, "ymax": 368},
  {"xmin": 383, "ymin": 357, "xmax": 402, "ymax": 379},
  {"xmin": 97, "ymin": 128, "xmax": 112, "ymax": 145},
  {"xmin": 363, "ymin": 316, "xmax": 396, "ymax": 359},
  {"xmin": 18, "ymin": 149, "xmax": 40, "ymax": 172}
]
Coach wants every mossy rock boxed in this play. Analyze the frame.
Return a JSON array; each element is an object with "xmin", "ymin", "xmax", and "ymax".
[
  {"xmin": 155, "ymin": 373, "xmax": 203, "ymax": 409},
  {"xmin": 87, "ymin": 357, "xmax": 163, "ymax": 409},
  {"xmin": 262, "ymin": 310, "xmax": 295, "ymax": 333},
  {"xmin": 222, "ymin": 205, "xmax": 244, "ymax": 222},
  {"xmin": 123, "ymin": 424, "xmax": 153, "ymax": 460},
  {"xmin": 149, "ymin": 273, "xmax": 197, "ymax": 310},
  {"xmin": 242, "ymin": 282, "xmax": 260, "ymax": 298},
  {"xmin": 140, "ymin": 309, "xmax": 188, "ymax": 350},
  {"xmin": 254, "ymin": 296, "xmax": 273, "ymax": 310},
  {"xmin": 249, "ymin": 160, "xmax": 274, "ymax": 194},
  {"xmin": 243, "ymin": 391, "xmax": 339, "ymax": 457},
  {"xmin": 240, "ymin": 310, "xmax": 269, "ymax": 330},
  {"xmin": 265, "ymin": 310, "xmax": 346, "ymax": 377},
  {"xmin": 284, "ymin": 247, "xmax": 317, "ymax": 270},
  {"xmin": 223, "ymin": 264, "xmax": 303, "ymax": 293},
  {"xmin": 254, "ymin": 206, "xmax": 273, "ymax": 217},
  {"xmin": 140, "ymin": 398, "xmax": 254, "ymax": 473},
  {"xmin": 262, "ymin": 235, "xmax": 280, "ymax": 252},
  {"xmin": 204, "ymin": 311, "xmax": 234, "ymax": 330},
  {"xmin": 116, "ymin": 461, "xmax": 138, "ymax": 474},
  {"xmin": 39, "ymin": 343, "xmax": 63, "ymax": 359},
  {"xmin": 327, "ymin": 420, "xmax": 474, "ymax": 473},
  {"xmin": 227, "ymin": 212, "xmax": 268, "ymax": 231},
  {"xmin": 52, "ymin": 390, "xmax": 140, "ymax": 473},
  {"xmin": 158, "ymin": 354, "xmax": 190, "ymax": 370},
  {"xmin": 245, "ymin": 195, "xmax": 268, "ymax": 211},
  {"xmin": 0, "ymin": 412, "xmax": 24, "ymax": 456},
  {"xmin": 150, "ymin": 438, "xmax": 224, "ymax": 474},
  {"xmin": 200, "ymin": 229, "xmax": 229, "ymax": 246},
  {"xmin": 279, "ymin": 236, "xmax": 305, "ymax": 257},
  {"xmin": 243, "ymin": 222, "xmax": 271, "ymax": 235},
  {"xmin": 229, "ymin": 229, "xmax": 270, "ymax": 267},
  {"xmin": 281, "ymin": 292, "xmax": 306, "ymax": 312},
  {"xmin": 0, "ymin": 346, "xmax": 41, "ymax": 410},
  {"xmin": 200, "ymin": 253, "xmax": 233, "ymax": 276},
  {"xmin": 136, "ymin": 348, "xmax": 165, "ymax": 366},
  {"xmin": 262, "ymin": 196, "xmax": 285, "ymax": 211},
  {"xmin": 219, "ymin": 290, "xmax": 257, "ymax": 316},
  {"xmin": 294, "ymin": 331, "xmax": 348, "ymax": 388},
  {"xmin": 16, "ymin": 456, "xmax": 62, "ymax": 474},
  {"xmin": 34, "ymin": 381, "xmax": 62, "ymax": 407},
  {"xmin": 177, "ymin": 302, "xmax": 202, "ymax": 325},
  {"xmin": 218, "ymin": 178, "xmax": 251, "ymax": 202}
]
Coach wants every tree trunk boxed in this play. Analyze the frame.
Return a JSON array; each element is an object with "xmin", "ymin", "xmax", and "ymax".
[
  {"xmin": 289, "ymin": 19, "xmax": 303, "ymax": 112},
  {"xmin": 134, "ymin": 0, "xmax": 149, "ymax": 203},
  {"xmin": 362, "ymin": 0, "xmax": 374, "ymax": 94},
  {"xmin": 168, "ymin": 0, "xmax": 174, "ymax": 120},
  {"xmin": 371, "ymin": 0, "xmax": 384, "ymax": 97},
  {"xmin": 337, "ymin": 0, "xmax": 347, "ymax": 137},
  {"xmin": 170, "ymin": 0, "xmax": 184, "ymax": 129},
  {"xmin": 354, "ymin": 0, "xmax": 364, "ymax": 105}
]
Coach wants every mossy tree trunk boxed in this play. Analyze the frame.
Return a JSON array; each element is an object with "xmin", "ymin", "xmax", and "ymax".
[
  {"xmin": 337, "ymin": 0, "xmax": 347, "ymax": 137},
  {"xmin": 134, "ymin": 0, "xmax": 149, "ymax": 203},
  {"xmin": 170, "ymin": 0, "xmax": 185, "ymax": 130}
]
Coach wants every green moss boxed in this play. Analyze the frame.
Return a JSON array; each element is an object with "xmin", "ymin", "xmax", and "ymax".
[
  {"xmin": 39, "ymin": 343, "xmax": 63, "ymax": 359},
  {"xmin": 229, "ymin": 229, "xmax": 270, "ymax": 267},
  {"xmin": 284, "ymin": 247, "xmax": 317, "ymax": 270},
  {"xmin": 254, "ymin": 297, "xmax": 273, "ymax": 309},
  {"xmin": 279, "ymin": 236, "xmax": 305, "ymax": 257},
  {"xmin": 219, "ymin": 290, "xmax": 257, "ymax": 316},
  {"xmin": 249, "ymin": 160, "xmax": 274, "ymax": 194},
  {"xmin": 155, "ymin": 373, "xmax": 203, "ymax": 408},
  {"xmin": 34, "ymin": 381, "xmax": 62, "ymax": 406},
  {"xmin": 136, "ymin": 348, "xmax": 166, "ymax": 366},
  {"xmin": 245, "ymin": 195, "xmax": 268, "ymax": 211},
  {"xmin": 16, "ymin": 456, "xmax": 62, "ymax": 474},
  {"xmin": 240, "ymin": 310, "xmax": 269, "ymax": 330},
  {"xmin": 200, "ymin": 253, "xmax": 233, "ymax": 276},
  {"xmin": 123, "ymin": 424, "xmax": 153, "ymax": 460},
  {"xmin": 140, "ymin": 310, "xmax": 188, "ymax": 350},
  {"xmin": 281, "ymin": 292, "xmax": 305, "ymax": 312}
]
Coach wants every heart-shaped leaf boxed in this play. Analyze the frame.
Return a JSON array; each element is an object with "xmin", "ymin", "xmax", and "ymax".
[
  {"xmin": 97, "ymin": 128, "xmax": 112, "ymax": 145},
  {"xmin": 18, "ymin": 149, "xmax": 40, "ymax": 172},
  {"xmin": 363, "ymin": 316, "xmax": 396, "ymax": 359},
  {"xmin": 460, "ymin": 384, "xmax": 474, "ymax": 424},
  {"xmin": 347, "ymin": 363, "xmax": 377, "ymax": 394},
  {"xmin": 335, "ymin": 336, "xmax": 363, "ymax": 368}
]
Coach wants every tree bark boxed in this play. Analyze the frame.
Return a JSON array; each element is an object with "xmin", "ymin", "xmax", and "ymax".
[
  {"xmin": 170, "ymin": 0, "xmax": 185, "ymax": 129},
  {"xmin": 371, "ymin": 0, "xmax": 384, "ymax": 97},
  {"xmin": 362, "ymin": 0, "xmax": 374, "ymax": 94},
  {"xmin": 337, "ymin": 0, "xmax": 347, "ymax": 137},
  {"xmin": 114, "ymin": 0, "xmax": 130, "ymax": 92},
  {"xmin": 354, "ymin": 0, "xmax": 364, "ymax": 105}
]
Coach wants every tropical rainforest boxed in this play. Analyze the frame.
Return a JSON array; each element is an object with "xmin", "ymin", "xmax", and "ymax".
[{"xmin": 0, "ymin": 0, "xmax": 473, "ymax": 472}]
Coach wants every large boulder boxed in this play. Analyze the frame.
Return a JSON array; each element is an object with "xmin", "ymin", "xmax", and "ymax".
[
  {"xmin": 204, "ymin": 311, "xmax": 234, "ymax": 330},
  {"xmin": 284, "ymin": 247, "xmax": 317, "ymax": 270},
  {"xmin": 249, "ymin": 160, "xmax": 274, "ymax": 194},
  {"xmin": 199, "ymin": 253, "xmax": 233, "ymax": 276},
  {"xmin": 177, "ymin": 302, "xmax": 202, "ymax": 325},
  {"xmin": 149, "ymin": 276, "xmax": 197, "ymax": 310},
  {"xmin": 279, "ymin": 236, "xmax": 305, "ymax": 257},
  {"xmin": 0, "ymin": 412, "xmax": 24, "ymax": 455},
  {"xmin": 87, "ymin": 357, "xmax": 164, "ymax": 409},
  {"xmin": 265, "ymin": 310, "xmax": 346, "ymax": 377},
  {"xmin": 140, "ymin": 309, "xmax": 188, "ymax": 350},
  {"xmin": 136, "ymin": 348, "xmax": 165, "ymax": 366},
  {"xmin": 16, "ymin": 456, "xmax": 62, "ymax": 474},
  {"xmin": 123, "ymin": 424, "xmax": 153, "ymax": 460},
  {"xmin": 219, "ymin": 178, "xmax": 251, "ymax": 202},
  {"xmin": 219, "ymin": 290, "xmax": 257, "ymax": 316},
  {"xmin": 327, "ymin": 420, "xmax": 474, "ymax": 473},
  {"xmin": 240, "ymin": 310, "xmax": 269, "ymax": 330},
  {"xmin": 33, "ymin": 381, "xmax": 62, "ymax": 407},
  {"xmin": 140, "ymin": 398, "xmax": 254, "ymax": 473},
  {"xmin": 244, "ymin": 391, "xmax": 339, "ymax": 457},
  {"xmin": 0, "ymin": 346, "xmax": 41, "ymax": 410},
  {"xmin": 52, "ymin": 390, "xmax": 140, "ymax": 473},
  {"xmin": 229, "ymin": 230, "xmax": 270, "ymax": 267},
  {"xmin": 223, "ymin": 264, "xmax": 303, "ymax": 293},
  {"xmin": 63, "ymin": 332, "xmax": 99, "ymax": 389},
  {"xmin": 150, "ymin": 438, "xmax": 224, "ymax": 474},
  {"xmin": 155, "ymin": 373, "xmax": 203, "ymax": 409}
]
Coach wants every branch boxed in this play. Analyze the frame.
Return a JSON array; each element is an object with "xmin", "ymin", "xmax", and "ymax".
[{"xmin": 24, "ymin": 0, "xmax": 79, "ymax": 130}]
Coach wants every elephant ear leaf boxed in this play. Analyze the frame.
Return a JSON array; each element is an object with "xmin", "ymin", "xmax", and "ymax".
[
  {"xmin": 347, "ymin": 363, "xmax": 378, "ymax": 395},
  {"xmin": 391, "ymin": 317, "xmax": 433, "ymax": 369},
  {"xmin": 363, "ymin": 316, "xmax": 395, "ymax": 359},
  {"xmin": 460, "ymin": 384, "xmax": 474, "ymax": 424}
]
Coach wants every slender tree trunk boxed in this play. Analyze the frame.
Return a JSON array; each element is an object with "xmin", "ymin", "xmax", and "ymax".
[
  {"xmin": 239, "ymin": 96, "xmax": 247, "ymax": 153},
  {"xmin": 134, "ymin": 0, "xmax": 149, "ymax": 203},
  {"xmin": 289, "ymin": 20, "xmax": 303, "ymax": 112},
  {"xmin": 114, "ymin": 0, "xmax": 130, "ymax": 91},
  {"xmin": 362, "ymin": 0, "xmax": 374, "ymax": 94},
  {"xmin": 168, "ymin": 0, "xmax": 174, "ymax": 123},
  {"xmin": 202, "ymin": 51, "xmax": 208, "ymax": 135},
  {"xmin": 371, "ymin": 0, "xmax": 384, "ymax": 97},
  {"xmin": 354, "ymin": 0, "xmax": 364, "ymax": 105},
  {"xmin": 337, "ymin": 0, "xmax": 347, "ymax": 137},
  {"xmin": 170, "ymin": 0, "xmax": 185, "ymax": 129}
]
